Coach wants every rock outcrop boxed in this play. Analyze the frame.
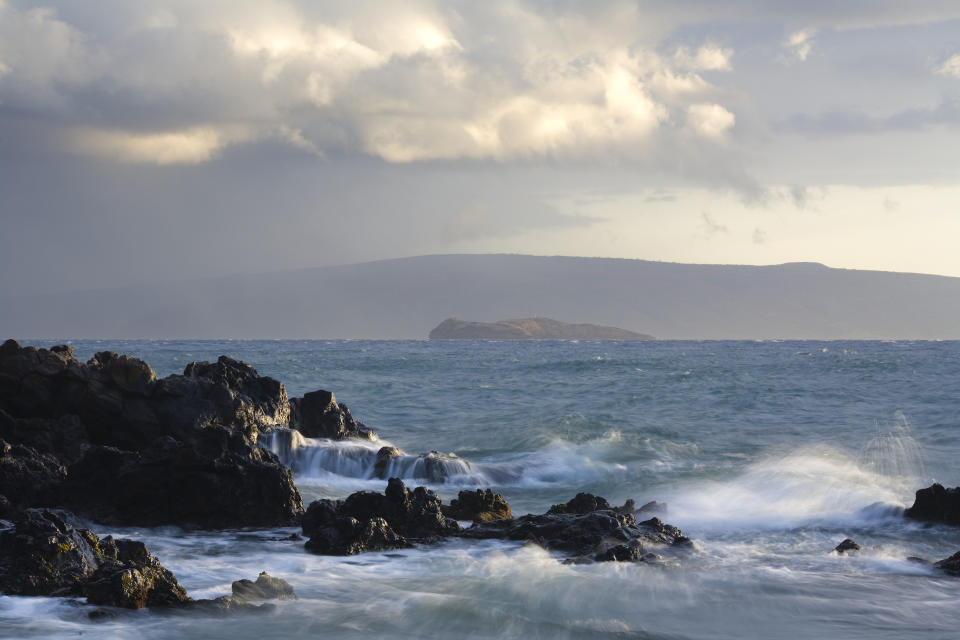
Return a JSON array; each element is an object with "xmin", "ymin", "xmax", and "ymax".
[
  {"xmin": 934, "ymin": 551, "xmax": 960, "ymax": 575},
  {"xmin": 303, "ymin": 484, "xmax": 688, "ymax": 564},
  {"xmin": 442, "ymin": 489, "xmax": 513, "ymax": 523},
  {"xmin": 429, "ymin": 317, "xmax": 654, "ymax": 340},
  {"xmin": 0, "ymin": 508, "xmax": 189, "ymax": 608},
  {"xmin": 905, "ymin": 484, "xmax": 960, "ymax": 526},
  {"xmin": 289, "ymin": 389, "xmax": 373, "ymax": 440},
  {"xmin": 457, "ymin": 492, "xmax": 689, "ymax": 562},
  {"xmin": 302, "ymin": 478, "xmax": 459, "ymax": 555},
  {"xmin": 0, "ymin": 340, "xmax": 303, "ymax": 528}
]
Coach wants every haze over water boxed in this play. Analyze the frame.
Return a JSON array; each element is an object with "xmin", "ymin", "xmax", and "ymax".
[{"xmin": 3, "ymin": 339, "xmax": 958, "ymax": 639}]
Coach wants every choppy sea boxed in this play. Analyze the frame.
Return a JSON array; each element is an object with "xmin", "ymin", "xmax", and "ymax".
[{"xmin": 3, "ymin": 339, "xmax": 960, "ymax": 639}]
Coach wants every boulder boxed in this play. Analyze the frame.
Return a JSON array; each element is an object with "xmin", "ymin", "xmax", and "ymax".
[
  {"xmin": 231, "ymin": 572, "xmax": 296, "ymax": 600},
  {"xmin": 0, "ymin": 508, "xmax": 189, "ymax": 608},
  {"xmin": 373, "ymin": 446, "xmax": 404, "ymax": 478},
  {"xmin": 934, "ymin": 551, "xmax": 960, "ymax": 575},
  {"xmin": 460, "ymin": 498, "xmax": 691, "ymax": 562},
  {"xmin": 290, "ymin": 390, "xmax": 373, "ymax": 440},
  {"xmin": 834, "ymin": 539, "xmax": 861, "ymax": 554},
  {"xmin": 905, "ymin": 484, "xmax": 960, "ymax": 526},
  {"xmin": 443, "ymin": 489, "xmax": 513, "ymax": 523},
  {"xmin": 302, "ymin": 478, "xmax": 459, "ymax": 555}
]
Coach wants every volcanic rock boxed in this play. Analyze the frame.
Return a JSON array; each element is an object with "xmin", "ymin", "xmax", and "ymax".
[
  {"xmin": 905, "ymin": 484, "xmax": 960, "ymax": 526},
  {"xmin": 289, "ymin": 390, "xmax": 373, "ymax": 440},
  {"xmin": 443, "ymin": 488, "xmax": 513, "ymax": 523},
  {"xmin": 231, "ymin": 572, "xmax": 296, "ymax": 600},
  {"xmin": 0, "ymin": 508, "xmax": 189, "ymax": 608},
  {"xmin": 302, "ymin": 478, "xmax": 459, "ymax": 555},
  {"xmin": 834, "ymin": 538, "xmax": 861, "ymax": 554}
]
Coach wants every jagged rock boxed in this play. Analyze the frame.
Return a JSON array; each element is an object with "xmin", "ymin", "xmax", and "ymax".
[
  {"xmin": 0, "ymin": 438, "xmax": 67, "ymax": 508},
  {"xmin": 460, "ymin": 498, "xmax": 690, "ymax": 562},
  {"xmin": 834, "ymin": 539, "xmax": 861, "ymax": 554},
  {"xmin": 905, "ymin": 484, "xmax": 960, "ymax": 526},
  {"xmin": 934, "ymin": 551, "xmax": 960, "ymax": 575},
  {"xmin": 0, "ymin": 508, "xmax": 189, "ymax": 608},
  {"xmin": 443, "ymin": 489, "xmax": 513, "ymax": 523},
  {"xmin": 636, "ymin": 500, "xmax": 667, "ymax": 516},
  {"xmin": 302, "ymin": 478, "xmax": 459, "ymax": 555},
  {"xmin": 290, "ymin": 390, "xmax": 373, "ymax": 440},
  {"xmin": 547, "ymin": 493, "xmax": 637, "ymax": 516},
  {"xmin": 0, "ymin": 340, "xmax": 303, "ymax": 528},
  {"xmin": 231, "ymin": 572, "xmax": 296, "ymax": 600}
]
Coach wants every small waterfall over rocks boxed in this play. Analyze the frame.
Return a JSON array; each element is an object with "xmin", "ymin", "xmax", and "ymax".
[{"xmin": 260, "ymin": 429, "xmax": 500, "ymax": 484}]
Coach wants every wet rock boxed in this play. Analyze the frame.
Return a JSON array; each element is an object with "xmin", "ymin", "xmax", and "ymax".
[
  {"xmin": 547, "ymin": 493, "xmax": 612, "ymax": 515},
  {"xmin": 0, "ymin": 341, "xmax": 304, "ymax": 528},
  {"xmin": 905, "ymin": 484, "xmax": 960, "ymax": 526},
  {"xmin": 443, "ymin": 489, "xmax": 513, "ymax": 523},
  {"xmin": 934, "ymin": 551, "xmax": 960, "ymax": 575},
  {"xmin": 290, "ymin": 390, "xmax": 373, "ymax": 440},
  {"xmin": 231, "ymin": 572, "xmax": 296, "ymax": 600},
  {"xmin": 190, "ymin": 596, "xmax": 276, "ymax": 615},
  {"xmin": 460, "ymin": 499, "xmax": 691, "ymax": 562},
  {"xmin": 834, "ymin": 538, "xmax": 861, "ymax": 554},
  {"xmin": 302, "ymin": 478, "xmax": 459, "ymax": 555},
  {"xmin": 373, "ymin": 446, "xmax": 404, "ymax": 478},
  {"xmin": 0, "ymin": 508, "xmax": 189, "ymax": 609}
]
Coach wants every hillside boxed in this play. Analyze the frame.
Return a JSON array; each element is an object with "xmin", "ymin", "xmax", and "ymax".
[{"xmin": 3, "ymin": 254, "xmax": 960, "ymax": 339}]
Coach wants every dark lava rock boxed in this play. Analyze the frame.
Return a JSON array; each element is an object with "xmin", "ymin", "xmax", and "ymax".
[
  {"xmin": 289, "ymin": 390, "xmax": 373, "ymax": 440},
  {"xmin": 934, "ymin": 551, "xmax": 960, "ymax": 575},
  {"xmin": 302, "ymin": 478, "xmax": 459, "ymax": 555},
  {"xmin": 0, "ymin": 339, "xmax": 303, "ymax": 528},
  {"xmin": 460, "ymin": 498, "xmax": 690, "ymax": 563},
  {"xmin": 636, "ymin": 500, "xmax": 667, "ymax": 516},
  {"xmin": 0, "ymin": 508, "xmax": 189, "ymax": 608},
  {"xmin": 231, "ymin": 572, "xmax": 296, "ymax": 600},
  {"xmin": 905, "ymin": 484, "xmax": 960, "ymax": 526},
  {"xmin": 547, "ymin": 493, "xmax": 637, "ymax": 516},
  {"xmin": 834, "ymin": 538, "xmax": 861, "ymax": 554},
  {"xmin": 443, "ymin": 488, "xmax": 513, "ymax": 523}
]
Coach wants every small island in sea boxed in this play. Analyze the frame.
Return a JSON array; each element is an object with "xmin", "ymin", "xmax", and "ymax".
[{"xmin": 428, "ymin": 317, "xmax": 655, "ymax": 340}]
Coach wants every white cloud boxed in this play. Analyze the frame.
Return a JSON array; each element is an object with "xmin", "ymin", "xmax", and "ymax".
[
  {"xmin": 937, "ymin": 53, "xmax": 960, "ymax": 77},
  {"xmin": 673, "ymin": 45, "xmax": 732, "ymax": 71},
  {"xmin": 687, "ymin": 103, "xmax": 735, "ymax": 139},
  {"xmin": 0, "ymin": 1, "xmax": 745, "ymax": 166},
  {"xmin": 784, "ymin": 28, "xmax": 816, "ymax": 62}
]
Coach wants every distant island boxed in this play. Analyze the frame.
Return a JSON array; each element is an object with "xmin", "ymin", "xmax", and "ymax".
[{"xmin": 429, "ymin": 317, "xmax": 655, "ymax": 340}]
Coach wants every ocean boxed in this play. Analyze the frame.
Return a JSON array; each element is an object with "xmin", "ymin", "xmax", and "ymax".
[{"xmin": 3, "ymin": 339, "xmax": 959, "ymax": 639}]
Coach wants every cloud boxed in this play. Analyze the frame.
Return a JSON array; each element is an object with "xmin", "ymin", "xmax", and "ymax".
[
  {"xmin": 937, "ymin": 53, "xmax": 960, "ymax": 77},
  {"xmin": 700, "ymin": 212, "xmax": 728, "ymax": 237},
  {"xmin": 673, "ymin": 45, "xmax": 732, "ymax": 71},
  {"xmin": 0, "ymin": 1, "xmax": 746, "ymax": 168},
  {"xmin": 687, "ymin": 103, "xmax": 735, "ymax": 139},
  {"xmin": 753, "ymin": 228, "xmax": 768, "ymax": 244},
  {"xmin": 883, "ymin": 196, "xmax": 900, "ymax": 212},
  {"xmin": 784, "ymin": 28, "xmax": 816, "ymax": 62}
]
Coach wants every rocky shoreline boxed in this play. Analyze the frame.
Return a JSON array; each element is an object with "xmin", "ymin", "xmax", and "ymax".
[{"xmin": 2, "ymin": 339, "xmax": 960, "ymax": 615}]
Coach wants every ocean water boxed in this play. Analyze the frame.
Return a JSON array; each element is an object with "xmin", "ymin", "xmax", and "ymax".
[{"xmin": 4, "ymin": 339, "xmax": 960, "ymax": 639}]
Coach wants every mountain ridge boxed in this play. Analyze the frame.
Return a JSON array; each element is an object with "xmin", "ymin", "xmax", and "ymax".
[{"xmin": 4, "ymin": 254, "xmax": 960, "ymax": 339}]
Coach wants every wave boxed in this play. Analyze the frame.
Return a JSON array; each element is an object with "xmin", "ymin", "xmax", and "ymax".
[{"xmin": 259, "ymin": 429, "xmax": 631, "ymax": 489}]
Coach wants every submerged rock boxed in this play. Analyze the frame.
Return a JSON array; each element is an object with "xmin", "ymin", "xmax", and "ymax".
[
  {"xmin": 443, "ymin": 488, "xmax": 513, "ymax": 523},
  {"xmin": 231, "ymin": 572, "xmax": 296, "ymax": 601},
  {"xmin": 834, "ymin": 539, "xmax": 861, "ymax": 554},
  {"xmin": 934, "ymin": 551, "xmax": 960, "ymax": 575},
  {"xmin": 302, "ymin": 478, "xmax": 459, "ymax": 555},
  {"xmin": 0, "ymin": 508, "xmax": 189, "ymax": 608},
  {"xmin": 905, "ymin": 484, "xmax": 960, "ymax": 526}
]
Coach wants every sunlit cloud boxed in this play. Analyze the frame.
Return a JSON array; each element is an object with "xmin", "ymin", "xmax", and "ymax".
[
  {"xmin": 784, "ymin": 28, "xmax": 816, "ymax": 62},
  {"xmin": 937, "ymin": 53, "xmax": 960, "ymax": 77}
]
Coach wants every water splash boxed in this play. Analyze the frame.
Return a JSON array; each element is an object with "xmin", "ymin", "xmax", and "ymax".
[{"xmin": 856, "ymin": 411, "xmax": 926, "ymax": 487}]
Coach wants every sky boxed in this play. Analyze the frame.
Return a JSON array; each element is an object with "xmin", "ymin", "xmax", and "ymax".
[{"xmin": 1, "ymin": 0, "xmax": 959, "ymax": 296}]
